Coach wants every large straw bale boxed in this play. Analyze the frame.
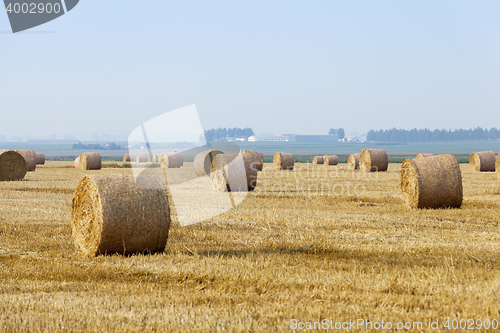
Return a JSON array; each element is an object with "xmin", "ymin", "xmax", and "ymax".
[
  {"xmin": 35, "ymin": 153, "xmax": 45, "ymax": 165},
  {"xmin": 16, "ymin": 150, "xmax": 36, "ymax": 172},
  {"xmin": 324, "ymin": 155, "xmax": 339, "ymax": 166},
  {"xmin": 497, "ymin": 154, "xmax": 500, "ymax": 183},
  {"xmin": 160, "ymin": 152, "xmax": 184, "ymax": 168},
  {"xmin": 193, "ymin": 150, "xmax": 223, "ymax": 177},
  {"xmin": 416, "ymin": 153, "xmax": 433, "ymax": 159},
  {"xmin": 211, "ymin": 153, "xmax": 257, "ymax": 192},
  {"xmin": 242, "ymin": 149, "xmax": 264, "ymax": 171},
  {"xmin": 469, "ymin": 151, "xmax": 496, "ymax": 172},
  {"xmin": 273, "ymin": 152, "xmax": 294, "ymax": 170},
  {"xmin": 359, "ymin": 149, "xmax": 388, "ymax": 172},
  {"xmin": 123, "ymin": 154, "xmax": 132, "ymax": 162},
  {"xmin": 313, "ymin": 156, "xmax": 324, "ymax": 164},
  {"xmin": 74, "ymin": 156, "xmax": 80, "ymax": 169},
  {"xmin": 136, "ymin": 153, "xmax": 148, "ymax": 163},
  {"xmin": 80, "ymin": 152, "xmax": 102, "ymax": 170},
  {"xmin": 347, "ymin": 153, "xmax": 360, "ymax": 170},
  {"xmin": 400, "ymin": 154, "xmax": 463, "ymax": 209},
  {"xmin": 0, "ymin": 150, "xmax": 27, "ymax": 181},
  {"xmin": 71, "ymin": 175, "xmax": 170, "ymax": 256}
]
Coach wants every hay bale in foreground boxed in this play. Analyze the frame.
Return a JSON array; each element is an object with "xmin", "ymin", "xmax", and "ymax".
[
  {"xmin": 136, "ymin": 153, "xmax": 148, "ymax": 163},
  {"xmin": 497, "ymin": 155, "xmax": 500, "ymax": 183},
  {"xmin": 400, "ymin": 154, "xmax": 463, "ymax": 209},
  {"xmin": 313, "ymin": 156, "xmax": 324, "ymax": 164},
  {"xmin": 152, "ymin": 154, "xmax": 158, "ymax": 163},
  {"xmin": 273, "ymin": 152, "xmax": 294, "ymax": 170},
  {"xmin": 35, "ymin": 153, "xmax": 45, "ymax": 165},
  {"xmin": 193, "ymin": 150, "xmax": 223, "ymax": 177},
  {"xmin": 469, "ymin": 151, "xmax": 496, "ymax": 172},
  {"xmin": 211, "ymin": 153, "xmax": 257, "ymax": 192},
  {"xmin": 242, "ymin": 149, "xmax": 264, "ymax": 171},
  {"xmin": 359, "ymin": 149, "xmax": 388, "ymax": 173},
  {"xmin": 416, "ymin": 153, "xmax": 433, "ymax": 159},
  {"xmin": 80, "ymin": 152, "xmax": 102, "ymax": 170},
  {"xmin": 16, "ymin": 150, "xmax": 36, "ymax": 172},
  {"xmin": 71, "ymin": 175, "xmax": 170, "ymax": 256},
  {"xmin": 160, "ymin": 152, "xmax": 184, "ymax": 168},
  {"xmin": 347, "ymin": 153, "xmax": 360, "ymax": 170},
  {"xmin": 324, "ymin": 155, "xmax": 339, "ymax": 166},
  {"xmin": 74, "ymin": 156, "xmax": 80, "ymax": 169},
  {"xmin": 0, "ymin": 150, "xmax": 27, "ymax": 181},
  {"xmin": 123, "ymin": 154, "xmax": 132, "ymax": 162}
]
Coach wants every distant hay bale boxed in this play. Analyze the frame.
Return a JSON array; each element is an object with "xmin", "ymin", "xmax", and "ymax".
[
  {"xmin": 400, "ymin": 154, "xmax": 463, "ymax": 209},
  {"xmin": 273, "ymin": 152, "xmax": 294, "ymax": 170},
  {"xmin": 160, "ymin": 152, "xmax": 184, "ymax": 168},
  {"xmin": 324, "ymin": 155, "xmax": 339, "ymax": 166},
  {"xmin": 74, "ymin": 156, "xmax": 80, "ymax": 169},
  {"xmin": 15, "ymin": 150, "xmax": 36, "ymax": 172},
  {"xmin": 136, "ymin": 153, "xmax": 148, "ymax": 163},
  {"xmin": 80, "ymin": 152, "xmax": 102, "ymax": 170},
  {"xmin": 0, "ymin": 150, "xmax": 27, "ymax": 181},
  {"xmin": 152, "ymin": 154, "xmax": 158, "ymax": 163},
  {"xmin": 347, "ymin": 153, "xmax": 360, "ymax": 170},
  {"xmin": 242, "ymin": 149, "xmax": 264, "ymax": 171},
  {"xmin": 469, "ymin": 151, "xmax": 496, "ymax": 172},
  {"xmin": 313, "ymin": 156, "xmax": 324, "ymax": 164},
  {"xmin": 416, "ymin": 153, "xmax": 433, "ymax": 159},
  {"xmin": 359, "ymin": 149, "xmax": 388, "ymax": 172},
  {"xmin": 35, "ymin": 153, "xmax": 45, "ymax": 165},
  {"xmin": 123, "ymin": 154, "xmax": 132, "ymax": 162},
  {"xmin": 71, "ymin": 175, "xmax": 170, "ymax": 256},
  {"xmin": 193, "ymin": 150, "xmax": 223, "ymax": 177},
  {"xmin": 210, "ymin": 153, "xmax": 258, "ymax": 192}
]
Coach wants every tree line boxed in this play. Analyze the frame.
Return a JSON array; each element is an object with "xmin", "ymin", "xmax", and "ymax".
[
  {"xmin": 367, "ymin": 127, "xmax": 500, "ymax": 142},
  {"xmin": 204, "ymin": 127, "xmax": 255, "ymax": 141},
  {"xmin": 328, "ymin": 128, "xmax": 345, "ymax": 139}
]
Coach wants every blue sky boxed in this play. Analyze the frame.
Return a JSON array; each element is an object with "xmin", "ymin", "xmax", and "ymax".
[{"xmin": 1, "ymin": 1, "xmax": 499, "ymax": 140}]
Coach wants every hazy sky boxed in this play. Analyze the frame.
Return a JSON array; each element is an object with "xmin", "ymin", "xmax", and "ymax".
[{"xmin": 1, "ymin": 1, "xmax": 499, "ymax": 140}]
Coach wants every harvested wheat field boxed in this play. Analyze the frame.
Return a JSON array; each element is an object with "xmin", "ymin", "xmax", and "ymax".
[{"xmin": 0, "ymin": 161, "xmax": 499, "ymax": 332}]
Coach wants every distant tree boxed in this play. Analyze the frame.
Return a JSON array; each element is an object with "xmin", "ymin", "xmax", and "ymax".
[
  {"xmin": 204, "ymin": 127, "xmax": 254, "ymax": 141},
  {"xmin": 329, "ymin": 128, "xmax": 345, "ymax": 139}
]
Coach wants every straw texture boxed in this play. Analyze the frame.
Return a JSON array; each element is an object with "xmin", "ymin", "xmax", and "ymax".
[
  {"xmin": 136, "ymin": 153, "xmax": 148, "ymax": 163},
  {"xmin": 193, "ymin": 150, "xmax": 223, "ymax": 177},
  {"xmin": 16, "ymin": 150, "xmax": 36, "ymax": 172},
  {"xmin": 359, "ymin": 149, "xmax": 388, "ymax": 173},
  {"xmin": 80, "ymin": 153, "xmax": 102, "ymax": 170},
  {"xmin": 313, "ymin": 156, "xmax": 324, "ymax": 164},
  {"xmin": 400, "ymin": 154, "xmax": 463, "ymax": 209},
  {"xmin": 71, "ymin": 175, "xmax": 170, "ymax": 256},
  {"xmin": 210, "ymin": 153, "xmax": 258, "ymax": 192},
  {"xmin": 347, "ymin": 153, "xmax": 360, "ymax": 171},
  {"xmin": 273, "ymin": 152, "xmax": 294, "ymax": 170},
  {"xmin": 416, "ymin": 153, "xmax": 433, "ymax": 159},
  {"xmin": 242, "ymin": 149, "xmax": 264, "ymax": 171},
  {"xmin": 324, "ymin": 155, "xmax": 339, "ymax": 166},
  {"xmin": 160, "ymin": 152, "xmax": 184, "ymax": 168},
  {"xmin": 469, "ymin": 151, "xmax": 496, "ymax": 172},
  {"xmin": 74, "ymin": 156, "xmax": 80, "ymax": 169},
  {"xmin": 497, "ymin": 154, "xmax": 500, "ymax": 184},
  {"xmin": 0, "ymin": 150, "xmax": 27, "ymax": 181},
  {"xmin": 123, "ymin": 154, "xmax": 132, "ymax": 162},
  {"xmin": 35, "ymin": 153, "xmax": 45, "ymax": 165}
]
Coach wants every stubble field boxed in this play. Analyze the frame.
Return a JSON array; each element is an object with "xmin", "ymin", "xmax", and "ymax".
[{"xmin": 0, "ymin": 161, "xmax": 499, "ymax": 332}]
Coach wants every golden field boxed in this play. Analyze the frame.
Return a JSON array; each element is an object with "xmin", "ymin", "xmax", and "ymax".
[{"xmin": 0, "ymin": 161, "xmax": 499, "ymax": 332}]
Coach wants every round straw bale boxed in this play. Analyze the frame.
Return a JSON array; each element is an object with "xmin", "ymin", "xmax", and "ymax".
[
  {"xmin": 497, "ymin": 154, "xmax": 500, "ymax": 183},
  {"xmin": 35, "ymin": 153, "xmax": 45, "ymax": 165},
  {"xmin": 273, "ymin": 152, "xmax": 294, "ymax": 170},
  {"xmin": 211, "ymin": 153, "xmax": 257, "ymax": 192},
  {"xmin": 152, "ymin": 154, "xmax": 158, "ymax": 163},
  {"xmin": 15, "ymin": 150, "xmax": 36, "ymax": 172},
  {"xmin": 347, "ymin": 153, "xmax": 360, "ymax": 170},
  {"xmin": 400, "ymin": 154, "xmax": 463, "ymax": 209},
  {"xmin": 71, "ymin": 175, "xmax": 170, "ymax": 256},
  {"xmin": 123, "ymin": 154, "xmax": 132, "ymax": 162},
  {"xmin": 80, "ymin": 152, "xmax": 102, "ymax": 170},
  {"xmin": 469, "ymin": 151, "xmax": 496, "ymax": 172},
  {"xmin": 313, "ymin": 156, "xmax": 324, "ymax": 164},
  {"xmin": 74, "ymin": 156, "xmax": 80, "ymax": 169},
  {"xmin": 193, "ymin": 150, "xmax": 223, "ymax": 176},
  {"xmin": 416, "ymin": 153, "xmax": 433, "ymax": 159},
  {"xmin": 0, "ymin": 150, "xmax": 27, "ymax": 181},
  {"xmin": 160, "ymin": 152, "xmax": 184, "ymax": 168},
  {"xmin": 359, "ymin": 149, "xmax": 388, "ymax": 172},
  {"xmin": 136, "ymin": 153, "xmax": 148, "ymax": 163},
  {"xmin": 324, "ymin": 155, "xmax": 339, "ymax": 166},
  {"xmin": 242, "ymin": 149, "xmax": 264, "ymax": 171}
]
